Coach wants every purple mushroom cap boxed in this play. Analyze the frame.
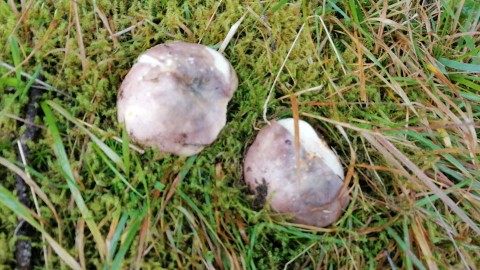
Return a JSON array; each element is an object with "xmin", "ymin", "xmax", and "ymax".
[
  {"xmin": 117, "ymin": 42, "xmax": 238, "ymax": 156},
  {"xmin": 244, "ymin": 118, "xmax": 349, "ymax": 227}
]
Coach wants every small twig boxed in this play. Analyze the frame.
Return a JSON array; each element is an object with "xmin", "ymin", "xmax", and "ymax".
[
  {"xmin": 4, "ymin": 15, "xmax": 60, "ymax": 79},
  {"xmin": 317, "ymin": 15, "xmax": 347, "ymax": 75},
  {"xmin": 72, "ymin": 0, "xmax": 88, "ymax": 77},
  {"xmin": 198, "ymin": 0, "xmax": 224, "ymax": 43},
  {"xmin": 262, "ymin": 23, "xmax": 306, "ymax": 124},
  {"xmin": 246, "ymin": 6, "xmax": 271, "ymax": 31},
  {"xmin": 283, "ymin": 242, "xmax": 316, "ymax": 270},
  {"xmin": 277, "ymin": 85, "xmax": 324, "ymax": 100},
  {"xmin": 92, "ymin": 0, "xmax": 119, "ymax": 46},
  {"xmin": 5, "ymin": 113, "xmax": 47, "ymax": 131},
  {"xmin": 7, "ymin": 0, "xmax": 19, "ymax": 16},
  {"xmin": 218, "ymin": 13, "xmax": 247, "ymax": 54},
  {"xmin": 385, "ymin": 250, "xmax": 397, "ymax": 269},
  {"xmin": 15, "ymin": 74, "xmax": 42, "ymax": 270},
  {"xmin": 18, "ymin": 141, "xmax": 49, "ymax": 269},
  {"xmin": 110, "ymin": 20, "xmax": 143, "ymax": 38},
  {"xmin": 78, "ymin": 119, "xmax": 145, "ymax": 154},
  {"xmin": 0, "ymin": 62, "xmax": 70, "ymax": 98}
]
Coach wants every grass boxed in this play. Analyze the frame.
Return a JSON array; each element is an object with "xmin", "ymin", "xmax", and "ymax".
[{"xmin": 1, "ymin": 0, "xmax": 479, "ymax": 269}]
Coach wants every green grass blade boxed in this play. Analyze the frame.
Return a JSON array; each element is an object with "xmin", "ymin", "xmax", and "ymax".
[
  {"xmin": 182, "ymin": 2, "xmax": 191, "ymax": 19},
  {"xmin": 415, "ymin": 178, "xmax": 475, "ymax": 207},
  {"xmin": 93, "ymin": 145, "xmax": 143, "ymax": 197},
  {"xmin": 20, "ymin": 66, "xmax": 41, "ymax": 100},
  {"xmin": 46, "ymin": 100, "xmax": 125, "ymax": 172},
  {"xmin": 42, "ymin": 102, "xmax": 107, "ymax": 259},
  {"xmin": 246, "ymin": 223, "xmax": 262, "ymax": 269},
  {"xmin": 0, "ymin": 77, "xmax": 21, "ymax": 87},
  {"xmin": 111, "ymin": 209, "xmax": 144, "ymax": 269},
  {"xmin": 121, "ymin": 127, "xmax": 131, "ymax": 177},
  {"xmin": 270, "ymin": 0, "xmax": 288, "ymax": 13},
  {"xmin": 0, "ymin": 67, "xmax": 39, "ymax": 119},
  {"xmin": 0, "ymin": 157, "xmax": 60, "ymax": 221},
  {"xmin": 348, "ymin": 0, "xmax": 364, "ymax": 24},
  {"xmin": 454, "ymin": 78, "xmax": 480, "ymax": 92},
  {"xmin": 9, "ymin": 36, "xmax": 22, "ymax": 82},
  {"xmin": 438, "ymin": 58, "xmax": 480, "ymax": 72},
  {"xmin": 0, "ymin": 184, "xmax": 82, "ymax": 270},
  {"xmin": 403, "ymin": 218, "xmax": 413, "ymax": 270},
  {"xmin": 386, "ymin": 227, "xmax": 426, "ymax": 270},
  {"xmin": 107, "ymin": 211, "xmax": 129, "ymax": 264}
]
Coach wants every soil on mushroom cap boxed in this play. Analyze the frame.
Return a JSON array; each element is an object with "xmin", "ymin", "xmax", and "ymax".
[{"xmin": 252, "ymin": 178, "xmax": 268, "ymax": 210}]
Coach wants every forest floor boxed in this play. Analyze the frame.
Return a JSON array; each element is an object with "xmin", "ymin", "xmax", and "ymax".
[{"xmin": 1, "ymin": 0, "xmax": 479, "ymax": 269}]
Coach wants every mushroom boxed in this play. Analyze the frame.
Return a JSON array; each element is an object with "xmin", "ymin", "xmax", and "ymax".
[
  {"xmin": 243, "ymin": 118, "xmax": 349, "ymax": 227},
  {"xmin": 117, "ymin": 41, "xmax": 238, "ymax": 156}
]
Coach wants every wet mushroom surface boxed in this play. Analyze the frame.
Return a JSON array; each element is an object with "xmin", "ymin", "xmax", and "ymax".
[
  {"xmin": 244, "ymin": 118, "xmax": 349, "ymax": 227},
  {"xmin": 117, "ymin": 41, "xmax": 238, "ymax": 156}
]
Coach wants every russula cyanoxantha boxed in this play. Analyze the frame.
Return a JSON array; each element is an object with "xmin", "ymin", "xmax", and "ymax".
[
  {"xmin": 244, "ymin": 118, "xmax": 349, "ymax": 227},
  {"xmin": 117, "ymin": 41, "xmax": 238, "ymax": 156}
]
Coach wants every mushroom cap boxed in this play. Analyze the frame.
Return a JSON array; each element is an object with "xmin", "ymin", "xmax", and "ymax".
[
  {"xmin": 244, "ymin": 118, "xmax": 349, "ymax": 227},
  {"xmin": 117, "ymin": 42, "xmax": 238, "ymax": 156}
]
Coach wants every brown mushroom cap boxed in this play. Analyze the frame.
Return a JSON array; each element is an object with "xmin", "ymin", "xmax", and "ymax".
[
  {"xmin": 117, "ymin": 42, "xmax": 238, "ymax": 156},
  {"xmin": 244, "ymin": 118, "xmax": 349, "ymax": 227}
]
